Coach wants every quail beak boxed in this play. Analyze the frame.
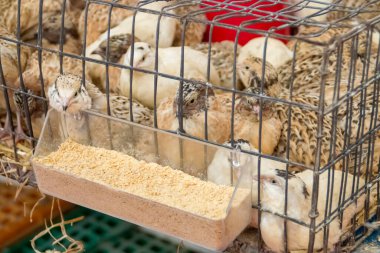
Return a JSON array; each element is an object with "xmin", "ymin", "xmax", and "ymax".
[
  {"xmin": 249, "ymin": 76, "xmax": 261, "ymax": 88},
  {"xmin": 135, "ymin": 56, "xmax": 146, "ymax": 68},
  {"xmin": 62, "ymin": 97, "xmax": 71, "ymax": 112}
]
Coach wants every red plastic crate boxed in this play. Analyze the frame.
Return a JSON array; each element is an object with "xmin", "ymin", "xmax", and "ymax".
[{"xmin": 201, "ymin": 0, "xmax": 290, "ymax": 45}]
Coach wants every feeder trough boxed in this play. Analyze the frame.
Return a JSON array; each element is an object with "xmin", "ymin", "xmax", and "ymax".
[{"xmin": 31, "ymin": 109, "xmax": 253, "ymax": 251}]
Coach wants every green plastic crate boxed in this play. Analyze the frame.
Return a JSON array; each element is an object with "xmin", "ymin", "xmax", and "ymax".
[{"xmin": 3, "ymin": 207, "xmax": 202, "ymax": 253}]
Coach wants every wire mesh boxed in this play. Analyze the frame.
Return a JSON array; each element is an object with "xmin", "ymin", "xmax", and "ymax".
[{"xmin": 1, "ymin": 0, "xmax": 380, "ymax": 252}]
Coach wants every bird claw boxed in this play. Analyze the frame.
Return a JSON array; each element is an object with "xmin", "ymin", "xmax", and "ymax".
[
  {"xmin": 0, "ymin": 128, "xmax": 12, "ymax": 141},
  {"xmin": 0, "ymin": 130, "xmax": 30, "ymax": 145},
  {"xmin": 0, "ymin": 125, "xmax": 32, "ymax": 144},
  {"xmin": 0, "ymin": 123, "xmax": 13, "ymax": 141},
  {"xmin": 14, "ymin": 129, "xmax": 31, "ymax": 144}
]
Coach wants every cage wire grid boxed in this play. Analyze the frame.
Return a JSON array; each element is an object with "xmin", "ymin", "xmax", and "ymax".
[{"xmin": 0, "ymin": 0, "xmax": 380, "ymax": 252}]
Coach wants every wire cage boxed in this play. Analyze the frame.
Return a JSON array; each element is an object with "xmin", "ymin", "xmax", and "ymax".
[{"xmin": 1, "ymin": 0, "xmax": 380, "ymax": 252}]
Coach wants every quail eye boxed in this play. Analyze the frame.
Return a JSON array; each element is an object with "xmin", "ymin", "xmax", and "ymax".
[
  {"xmin": 245, "ymin": 66, "xmax": 249, "ymax": 70},
  {"xmin": 74, "ymin": 91, "xmax": 78, "ymax": 97},
  {"xmin": 190, "ymin": 99, "xmax": 195, "ymax": 103},
  {"xmin": 142, "ymin": 56, "xmax": 146, "ymax": 61},
  {"xmin": 271, "ymin": 179, "xmax": 277, "ymax": 184}
]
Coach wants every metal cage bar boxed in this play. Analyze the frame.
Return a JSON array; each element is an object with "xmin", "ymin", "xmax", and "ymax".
[{"xmin": 1, "ymin": 0, "xmax": 380, "ymax": 252}]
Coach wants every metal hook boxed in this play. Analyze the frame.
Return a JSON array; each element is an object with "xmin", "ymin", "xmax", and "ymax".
[
  {"xmin": 231, "ymin": 145, "xmax": 242, "ymax": 169},
  {"xmin": 228, "ymin": 144, "xmax": 242, "ymax": 185}
]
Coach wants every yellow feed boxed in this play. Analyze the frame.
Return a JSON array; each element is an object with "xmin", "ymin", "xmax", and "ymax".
[{"xmin": 34, "ymin": 139, "xmax": 248, "ymax": 220}]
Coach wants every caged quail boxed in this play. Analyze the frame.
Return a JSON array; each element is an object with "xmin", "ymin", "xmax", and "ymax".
[
  {"xmin": 77, "ymin": 0, "xmax": 136, "ymax": 46},
  {"xmin": 237, "ymin": 56, "xmax": 278, "ymax": 90},
  {"xmin": 119, "ymin": 42, "xmax": 221, "ymax": 109},
  {"xmin": 86, "ymin": 34, "xmax": 139, "ymax": 93},
  {"xmin": 19, "ymin": 50, "xmax": 91, "ymax": 95},
  {"xmin": 156, "ymin": 79, "xmax": 232, "ymax": 171},
  {"xmin": 48, "ymin": 73, "xmax": 152, "ymax": 146},
  {"xmin": 233, "ymin": 87, "xmax": 283, "ymax": 155},
  {"xmin": 34, "ymin": 9, "xmax": 82, "ymax": 54},
  {"xmin": 1, "ymin": 0, "xmax": 81, "ymax": 42},
  {"xmin": 85, "ymin": 1, "xmax": 176, "ymax": 56},
  {"xmin": 257, "ymin": 167, "xmax": 376, "ymax": 252},
  {"xmin": 235, "ymin": 56, "xmax": 345, "ymax": 171},
  {"xmin": 171, "ymin": 0, "xmax": 207, "ymax": 47},
  {"xmin": 240, "ymin": 55, "xmax": 380, "ymax": 176},
  {"xmin": 282, "ymin": 25, "xmax": 380, "ymax": 175},
  {"xmin": 191, "ymin": 41, "xmax": 242, "ymax": 89},
  {"xmin": 0, "ymin": 25, "xmax": 30, "ymax": 140},
  {"xmin": 48, "ymin": 73, "xmax": 153, "ymax": 126},
  {"xmin": 238, "ymin": 37, "xmax": 293, "ymax": 69},
  {"xmin": 327, "ymin": 0, "xmax": 380, "ymax": 26}
]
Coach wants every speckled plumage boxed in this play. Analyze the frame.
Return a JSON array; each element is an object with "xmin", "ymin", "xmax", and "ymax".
[
  {"xmin": 268, "ymin": 83, "xmax": 345, "ymax": 172},
  {"xmin": 11, "ymin": 88, "xmax": 45, "ymax": 142},
  {"xmin": 172, "ymin": 2, "xmax": 207, "ymax": 47},
  {"xmin": 280, "ymin": 24, "xmax": 380, "ymax": 175},
  {"xmin": 237, "ymin": 57, "xmax": 278, "ymax": 89},
  {"xmin": 327, "ymin": 0, "xmax": 380, "ymax": 23},
  {"xmin": 109, "ymin": 95, "xmax": 153, "ymax": 127},
  {"xmin": 0, "ymin": 0, "xmax": 12, "ymax": 14},
  {"xmin": 0, "ymin": 25, "xmax": 30, "ymax": 112},
  {"xmin": 279, "ymin": 23, "xmax": 378, "ymax": 95},
  {"xmin": 1, "ymin": 0, "xmax": 81, "ymax": 42},
  {"xmin": 87, "ymin": 34, "xmax": 138, "ymax": 92},
  {"xmin": 93, "ymin": 34, "xmax": 137, "ymax": 63},
  {"xmin": 276, "ymin": 49, "xmax": 358, "ymax": 92},
  {"xmin": 0, "ymin": 25, "xmax": 28, "ymax": 85},
  {"xmin": 334, "ymin": 79, "xmax": 380, "ymax": 175},
  {"xmin": 78, "ymin": 0, "xmax": 136, "ymax": 46},
  {"xmin": 19, "ymin": 50, "xmax": 91, "ymax": 96},
  {"xmin": 158, "ymin": 80, "xmax": 231, "ymax": 143},
  {"xmin": 233, "ymin": 87, "xmax": 282, "ymax": 155},
  {"xmin": 286, "ymin": 23, "xmax": 378, "ymax": 59},
  {"xmin": 40, "ymin": 11, "xmax": 78, "ymax": 44},
  {"xmin": 49, "ymin": 74, "xmax": 153, "ymax": 126},
  {"xmin": 156, "ymin": 80, "xmax": 231, "ymax": 172},
  {"xmin": 278, "ymin": 26, "xmax": 380, "ymax": 176},
  {"xmin": 0, "ymin": 24, "xmax": 30, "ymax": 141},
  {"xmin": 273, "ymin": 80, "xmax": 375, "ymax": 175},
  {"xmin": 26, "ymin": 9, "xmax": 82, "ymax": 54},
  {"xmin": 192, "ymin": 41, "xmax": 241, "ymax": 89},
  {"xmin": 236, "ymin": 57, "xmax": 346, "ymax": 170},
  {"xmin": 13, "ymin": 88, "xmax": 36, "ymax": 115}
]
